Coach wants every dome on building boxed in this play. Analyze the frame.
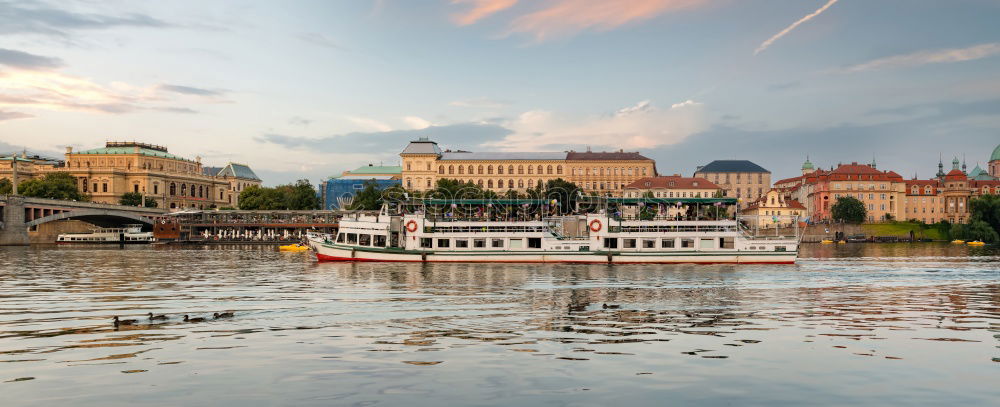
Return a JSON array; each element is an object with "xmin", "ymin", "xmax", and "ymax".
[
  {"xmin": 991, "ymin": 143, "xmax": 1000, "ymax": 161},
  {"xmin": 801, "ymin": 157, "xmax": 814, "ymax": 170}
]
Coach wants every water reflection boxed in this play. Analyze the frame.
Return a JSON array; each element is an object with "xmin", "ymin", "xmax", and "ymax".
[{"xmin": 0, "ymin": 244, "xmax": 998, "ymax": 406}]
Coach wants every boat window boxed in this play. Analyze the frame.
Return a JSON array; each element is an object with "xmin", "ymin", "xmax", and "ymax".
[
  {"xmin": 455, "ymin": 239, "xmax": 469, "ymax": 248},
  {"xmin": 359, "ymin": 234, "xmax": 371, "ymax": 246},
  {"xmin": 721, "ymin": 237, "xmax": 734, "ymax": 249},
  {"xmin": 775, "ymin": 246, "xmax": 787, "ymax": 252},
  {"xmin": 699, "ymin": 239, "xmax": 714, "ymax": 249},
  {"xmin": 642, "ymin": 239, "xmax": 655, "ymax": 249},
  {"xmin": 336, "ymin": 233, "xmax": 345, "ymax": 243},
  {"xmin": 474, "ymin": 239, "xmax": 486, "ymax": 248},
  {"xmin": 579, "ymin": 246, "xmax": 589, "ymax": 251},
  {"xmin": 374, "ymin": 235, "xmax": 387, "ymax": 247},
  {"xmin": 603, "ymin": 238, "xmax": 618, "ymax": 249},
  {"xmin": 681, "ymin": 238, "xmax": 695, "ymax": 248},
  {"xmin": 420, "ymin": 238, "xmax": 432, "ymax": 248},
  {"xmin": 623, "ymin": 239, "xmax": 637, "ymax": 249},
  {"xmin": 509, "ymin": 239, "xmax": 524, "ymax": 249},
  {"xmin": 527, "ymin": 238, "xmax": 542, "ymax": 248},
  {"xmin": 491, "ymin": 239, "xmax": 504, "ymax": 248},
  {"xmin": 346, "ymin": 233, "xmax": 358, "ymax": 244},
  {"xmin": 437, "ymin": 239, "xmax": 450, "ymax": 248},
  {"xmin": 661, "ymin": 239, "xmax": 675, "ymax": 248}
]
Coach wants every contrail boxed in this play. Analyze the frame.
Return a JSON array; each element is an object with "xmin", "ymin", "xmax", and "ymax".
[{"xmin": 754, "ymin": 0, "xmax": 839, "ymax": 55}]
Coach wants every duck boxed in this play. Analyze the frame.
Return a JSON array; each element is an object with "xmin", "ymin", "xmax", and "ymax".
[
  {"xmin": 148, "ymin": 312, "xmax": 169, "ymax": 321},
  {"xmin": 113, "ymin": 316, "xmax": 137, "ymax": 326},
  {"xmin": 602, "ymin": 303, "xmax": 621, "ymax": 309},
  {"xmin": 183, "ymin": 315, "xmax": 207, "ymax": 323},
  {"xmin": 213, "ymin": 312, "xmax": 234, "ymax": 319}
]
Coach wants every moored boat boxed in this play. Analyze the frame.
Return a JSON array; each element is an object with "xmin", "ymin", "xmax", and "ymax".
[
  {"xmin": 56, "ymin": 225, "xmax": 155, "ymax": 244},
  {"xmin": 308, "ymin": 198, "xmax": 800, "ymax": 264}
]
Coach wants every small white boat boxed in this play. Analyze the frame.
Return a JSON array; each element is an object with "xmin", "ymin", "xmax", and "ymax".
[
  {"xmin": 57, "ymin": 225, "xmax": 156, "ymax": 244},
  {"xmin": 308, "ymin": 198, "xmax": 799, "ymax": 264}
]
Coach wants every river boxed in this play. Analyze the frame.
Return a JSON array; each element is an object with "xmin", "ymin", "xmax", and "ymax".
[{"xmin": 1, "ymin": 244, "xmax": 998, "ymax": 406}]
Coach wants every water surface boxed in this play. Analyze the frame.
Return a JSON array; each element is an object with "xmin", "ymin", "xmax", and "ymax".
[{"xmin": 1, "ymin": 244, "xmax": 998, "ymax": 406}]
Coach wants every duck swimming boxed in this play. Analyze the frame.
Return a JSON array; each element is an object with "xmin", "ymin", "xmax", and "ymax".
[
  {"xmin": 113, "ymin": 316, "xmax": 137, "ymax": 326},
  {"xmin": 213, "ymin": 312, "xmax": 234, "ymax": 319},
  {"xmin": 148, "ymin": 312, "xmax": 169, "ymax": 321},
  {"xmin": 183, "ymin": 315, "xmax": 207, "ymax": 323}
]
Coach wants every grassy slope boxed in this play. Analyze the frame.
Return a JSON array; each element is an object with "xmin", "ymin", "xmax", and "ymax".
[{"xmin": 862, "ymin": 222, "xmax": 947, "ymax": 240}]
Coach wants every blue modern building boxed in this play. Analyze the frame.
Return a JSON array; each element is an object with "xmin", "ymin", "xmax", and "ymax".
[{"xmin": 319, "ymin": 164, "xmax": 401, "ymax": 210}]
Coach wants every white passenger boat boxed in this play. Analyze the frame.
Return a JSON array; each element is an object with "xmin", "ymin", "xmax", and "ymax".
[
  {"xmin": 308, "ymin": 198, "xmax": 799, "ymax": 264},
  {"xmin": 56, "ymin": 225, "xmax": 156, "ymax": 244}
]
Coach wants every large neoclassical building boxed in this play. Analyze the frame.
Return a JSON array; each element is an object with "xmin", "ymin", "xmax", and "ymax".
[{"xmin": 399, "ymin": 138, "xmax": 657, "ymax": 195}]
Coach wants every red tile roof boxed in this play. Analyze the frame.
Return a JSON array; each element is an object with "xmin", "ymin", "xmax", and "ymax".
[
  {"xmin": 944, "ymin": 169, "xmax": 967, "ymax": 181},
  {"xmin": 624, "ymin": 176, "xmax": 720, "ymax": 190},
  {"xmin": 566, "ymin": 151, "xmax": 652, "ymax": 161}
]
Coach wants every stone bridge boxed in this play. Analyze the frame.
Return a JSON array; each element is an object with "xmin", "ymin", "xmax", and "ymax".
[{"xmin": 0, "ymin": 195, "xmax": 168, "ymax": 245}]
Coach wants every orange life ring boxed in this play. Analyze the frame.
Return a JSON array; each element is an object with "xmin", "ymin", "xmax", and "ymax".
[
  {"xmin": 589, "ymin": 219, "xmax": 602, "ymax": 232},
  {"xmin": 406, "ymin": 220, "xmax": 419, "ymax": 233}
]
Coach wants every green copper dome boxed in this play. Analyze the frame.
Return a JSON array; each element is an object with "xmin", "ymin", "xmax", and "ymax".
[
  {"xmin": 992, "ymin": 143, "xmax": 1000, "ymax": 161},
  {"xmin": 801, "ymin": 157, "xmax": 814, "ymax": 170}
]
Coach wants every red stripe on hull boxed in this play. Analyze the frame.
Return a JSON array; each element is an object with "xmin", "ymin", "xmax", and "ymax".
[{"xmin": 315, "ymin": 253, "xmax": 794, "ymax": 265}]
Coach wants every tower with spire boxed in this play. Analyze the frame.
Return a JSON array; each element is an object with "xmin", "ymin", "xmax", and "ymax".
[
  {"xmin": 801, "ymin": 156, "xmax": 815, "ymax": 175},
  {"xmin": 936, "ymin": 154, "xmax": 945, "ymax": 179}
]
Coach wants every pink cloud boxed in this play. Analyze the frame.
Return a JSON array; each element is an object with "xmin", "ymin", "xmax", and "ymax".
[
  {"xmin": 507, "ymin": 0, "xmax": 707, "ymax": 42},
  {"xmin": 451, "ymin": 0, "xmax": 518, "ymax": 26}
]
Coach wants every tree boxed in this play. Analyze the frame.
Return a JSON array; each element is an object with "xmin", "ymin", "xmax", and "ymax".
[
  {"xmin": 542, "ymin": 178, "xmax": 581, "ymax": 214},
  {"xmin": 281, "ymin": 179, "xmax": 321, "ymax": 210},
  {"xmin": 0, "ymin": 178, "xmax": 11, "ymax": 194},
  {"xmin": 238, "ymin": 180, "xmax": 320, "ymax": 210},
  {"xmin": 952, "ymin": 220, "xmax": 1000, "ymax": 243},
  {"xmin": 831, "ymin": 196, "xmax": 866, "ymax": 223},
  {"xmin": 969, "ymin": 194, "xmax": 1000, "ymax": 235},
  {"xmin": 348, "ymin": 181, "xmax": 383, "ymax": 210},
  {"xmin": 119, "ymin": 192, "xmax": 158, "ymax": 207},
  {"xmin": 16, "ymin": 173, "xmax": 87, "ymax": 201}
]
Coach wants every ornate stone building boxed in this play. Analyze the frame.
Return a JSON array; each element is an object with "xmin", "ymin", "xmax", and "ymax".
[
  {"xmin": 3, "ymin": 142, "xmax": 261, "ymax": 210},
  {"xmin": 693, "ymin": 160, "xmax": 771, "ymax": 208},
  {"xmin": 901, "ymin": 157, "xmax": 1000, "ymax": 224},
  {"xmin": 399, "ymin": 138, "xmax": 656, "ymax": 195}
]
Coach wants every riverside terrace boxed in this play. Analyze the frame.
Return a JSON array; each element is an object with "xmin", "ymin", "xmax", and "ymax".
[{"xmin": 162, "ymin": 210, "xmax": 341, "ymax": 243}]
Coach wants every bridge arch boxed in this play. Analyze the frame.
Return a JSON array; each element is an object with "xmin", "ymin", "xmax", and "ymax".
[{"xmin": 26, "ymin": 209, "xmax": 155, "ymax": 228}]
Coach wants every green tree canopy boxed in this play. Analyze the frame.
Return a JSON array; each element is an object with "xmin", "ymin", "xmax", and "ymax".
[
  {"xmin": 347, "ymin": 180, "xmax": 383, "ymax": 210},
  {"xmin": 238, "ymin": 180, "xmax": 320, "ymax": 210},
  {"xmin": 0, "ymin": 178, "xmax": 11, "ymax": 194},
  {"xmin": 119, "ymin": 192, "xmax": 157, "ymax": 208},
  {"xmin": 831, "ymin": 196, "xmax": 866, "ymax": 224},
  {"xmin": 969, "ymin": 194, "xmax": 1000, "ymax": 235},
  {"xmin": 16, "ymin": 173, "xmax": 87, "ymax": 201}
]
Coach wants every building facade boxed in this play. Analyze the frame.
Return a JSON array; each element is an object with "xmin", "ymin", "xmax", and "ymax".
[
  {"xmin": 693, "ymin": 160, "xmax": 771, "ymax": 207},
  {"xmin": 742, "ymin": 189, "xmax": 806, "ymax": 227},
  {"xmin": 319, "ymin": 164, "xmax": 402, "ymax": 210},
  {"xmin": 399, "ymin": 138, "xmax": 656, "ymax": 196},
  {"xmin": 622, "ymin": 175, "xmax": 722, "ymax": 198},
  {"xmin": 4, "ymin": 142, "xmax": 261, "ymax": 210},
  {"xmin": 901, "ymin": 157, "xmax": 1000, "ymax": 224}
]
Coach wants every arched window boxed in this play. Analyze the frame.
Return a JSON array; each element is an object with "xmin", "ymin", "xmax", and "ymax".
[
  {"xmin": 169, "ymin": 183, "xmax": 176, "ymax": 196},
  {"xmin": 478, "ymin": 165, "xmax": 484, "ymax": 174},
  {"xmin": 497, "ymin": 165, "xmax": 503, "ymax": 175},
  {"xmin": 557, "ymin": 165, "xmax": 563, "ymax": 175},
  {"xmin": 468, "ymin": 165, "xmax": 474, "ymax": 174},
  {"xmin": 426, "ymin": 179, "xmax": 432, "ymax": 187},
  {"xmin": 449, "ymin": 165, "xmax": 454, "ymax": 174},
  {"xmin": 181, "ymin": 184, "xmax": 188, "ymax": 196},
  {"xmin": 518, "ymin": 165, "xmax": 524, "ymax": 174},
  {"xmin": 477, "ymin": 180, "xmax": 483, "ymax": 187},
  {"xmin": 925, "ymin": 186, "xmax": 931, "ymax": 194},
  {"xmin": 426, "ymin": 162, "xmax": 431, "ymax": 171},
  {"xmin": 537, "ymin": 180, "xmax": 543, "ymax": 188},
  {"xmin": 508, "ymin": 165, "xmax": 514, "ymax": 174},
  {"xmin": 518, "ymin": 179, "xmax": 524, "ymax": 188},
  {"xmin": 458, "ymin": 166, "xmax": 464, "ymax": 175},
  {"xmin": 438, "ymin": 165, "xmax": 444, "ymax": 174},
  {"xmin": 488, "ymin": 179, "xmax": 493, "ymax": 188},
  {"xmin": 508, "ymin": 179, "xmax": 514, "ymax": 188},
  {"xmin": 537, "ymin": 165, "xmax": 543, "ymax": 174},
  {"xmin": 406, "ymin": 162, "xmax": 411, "ymax": 171},
  {"xmin": 528, "ymin": 166, "xmax": 533, "ymax": 174},
  {"xmin": 547, "ymin": 165, "xmax": 553, "ymax": 175},
  {"xmin": 407, "ymin": 179, "xmax": 413, "ymax": 188},
  {"xmin": 488, "ymin": 165, "xmax": 493, "ymax": 174}
]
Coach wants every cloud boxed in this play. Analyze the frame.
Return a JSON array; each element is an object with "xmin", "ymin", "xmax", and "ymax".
[
  {"xmin": 152, "ymin": 106, "xmax": 198, "ymax": 114},
  {"xmin": 837, "ymin": 43, "xmax": 1000, "ymax": 73},
  {"xmin": 0, "ymin": 48, "xmax": 65, "ymax": 70},
  {"xmin": 403, "ymin": 116, "xmax": 432, "ymax": 129},
  {"xmin": 450, "ymin": 97, "xmax": 509, "ymax": 108},
  {"xmin": 254, "ymin": 122, "xmax": 513, "ymax": 154},
  {"xmin": 159, "ymin": 84, "xmax": 226, "ymax": 97},
  {"xmin": 484, "ymin": 99, "xmax": 707, "ymax": 151},
  {"xmin": 296, "ymin": 32, "xmax": 346, "ymax": 50},
  {"xmin": 0, "ymin": 110, "xmax": 34, "ymax": 121},
  {"xmin": 288, "ymin": 116, "xmax": 312, "ymax": 126},
  {"xmin": 754, "ymin": 0, "xmax": 838, "ymax": 55},
  {"xmin": 505, "ymin": 0, "xmax": 706, "ymax": 42},
  {"xmin": 451, "ymin": 0, "xmax": 518, "ymax": 26},
  {"xmin": 0, "ymin": 0, "xmax": 170, "ymax": 38},
  {"xmin": 346, "ymin": 116, "xmax": 393, "ymax": 132}
]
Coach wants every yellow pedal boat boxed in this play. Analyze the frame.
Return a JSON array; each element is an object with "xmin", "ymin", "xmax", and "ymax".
[
  {"xmin": 951, "ymin": 240, "xmax": 965, "ymax": 244},
  {"xmin": 279, "ymin": 243, "xmax": 310, "ymax": 252},
  {"xmin": 820, "ymin": 239, "xmax": 834, "ymax": 244},
  {"xmin": 966, "ymin": 241, "xmax": 986, "ymax": 246}
]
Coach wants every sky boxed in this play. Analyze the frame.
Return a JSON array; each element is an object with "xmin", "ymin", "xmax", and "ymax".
[{"xmin": 1, "ymin": 0, "xmax": 999, "ymax": 185}]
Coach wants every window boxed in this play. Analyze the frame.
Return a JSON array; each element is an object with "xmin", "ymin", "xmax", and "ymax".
[
  {"xmin": 336, "ymin": 233, "xmax": 345, "ymax": 243},
  {"xmin": 474, "ymin": 239, "xmax": 486, "ymax": 248},
  {"xmin": 488, "ymin": 165, "xmax": 493, "ymax": 174},
  {"xmin": 661, "ymin": 239, "xmax": 675, "ymax": 248},
  {"xmin": 623, "ymin": 239, "xmax": 637, "ymax": 248},
  {"xmin": 527, "ymin": 165, "xmax": 533, "ymax": 174},
  {"xmin": 518, "ymin": 165, "xmax": 524, "ymax": 174},
  {"xmin": 603, "ymin": 238, "xmax": 618, "ymax": 249},
  {"xmin": 455, "ymin": 239, "xmax": 469, "ymax": 248},
  {"xmin": 642, "ymin": 239, "xmax": 655, "ymax": 249},
  {"xmin": 374, "ymin": 235, "xmax": 386, "ymax": 247},
  {"xmin": 102, "ymin": 183, "xmax": 108, "ymax": 193},
  {"xmin": 359, "ymin": 234, "xmax": 371, "ymax": 246},
  {"xmin": 557, "ymin": 165, "xmax": 563, "ymax": 174},
  {"xmin": 346, "ymin": 233, "xmax": 358, "ymax": 244},
  {"xmin": 478, "ymin": 165, "xmax": 484, "ymax": 174},
  {"xmin": 699, "ymin": 239, "xmax": 714, "ymax": 249},
  {"xmin": 491, "ymin": 239, "xmax": 504, "ymax": 248},
  {"xmin": 681, "ymin": 238, "xmax": 695, "ymax": 248},
  {"xmin": 134, "ymin": 184, "xmax": 139, "ymax": 193},
  {"xmin": 437, "ymin": 239, "xmax": 450, "ymax": 248},
  {"xmin": 509, "ymin": 238, "xmax": 524, "ymax": 249},
  {"xmin": 458, "ymin": 166, "xmax": 464, "ymax": 175},
  {"xmin": 420, "ymin": 238, "xmax": 432, "ymax": 248},
  {"xmin": 528, "ymin": 238, "xmax": 541, "ymax": 248},
  {"xmin": 438, "ymin": 166, "xmax": 444, "ymax": 174}
]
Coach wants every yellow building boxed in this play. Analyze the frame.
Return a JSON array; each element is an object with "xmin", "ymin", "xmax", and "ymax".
[
  {"xmin": 622, "ymin": 175, "xmax": 722, "ymax": 198},
  {"xmin": 0, "ymin": 153, "xmax": 62, "ymax": 191},
  {"xmin": 742, "ymin": 189, "xmax": 806, "ymax": 227},
  {"xmin": 399, "ymin": 138, "xmax": 656, "ymax": 195},
  {"xmin": 693, "ymin": 160, "xmax": 771, "ymax": 208}
]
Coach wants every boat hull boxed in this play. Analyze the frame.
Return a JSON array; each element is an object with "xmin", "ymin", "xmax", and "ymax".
[{"xmin": 312, "ymin": 243, "xmax": 796, "ymax": 264}]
